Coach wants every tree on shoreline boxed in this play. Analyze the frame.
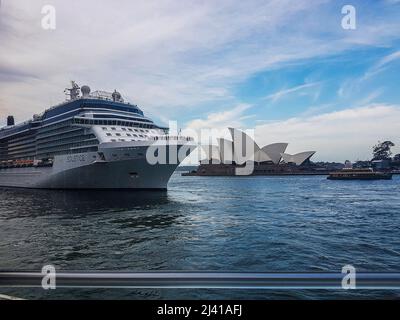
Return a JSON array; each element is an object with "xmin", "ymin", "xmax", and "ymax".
[{"xmin": 372, "ymin": 141, "xmax": 395, "ymax": 160}]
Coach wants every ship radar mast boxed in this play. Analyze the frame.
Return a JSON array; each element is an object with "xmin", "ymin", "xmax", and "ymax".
[{"xmin": 64, "ymin": 81, "xmax": 81, "ymax": 100}]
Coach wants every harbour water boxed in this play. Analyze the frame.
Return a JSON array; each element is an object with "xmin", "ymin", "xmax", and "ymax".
[{"xmin": 1, "ymin": 173, "xmax": 400, "ymax": 299}]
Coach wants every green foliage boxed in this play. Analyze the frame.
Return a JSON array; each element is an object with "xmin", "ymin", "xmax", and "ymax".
[{"xmin": 372, "ymin": 141, "xmax": 395, "ymax": 160}]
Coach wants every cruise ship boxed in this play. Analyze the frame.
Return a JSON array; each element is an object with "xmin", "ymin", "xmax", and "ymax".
[{"xmin": 0, "ymin": 82, "xmax": 195, "ymax": 189}]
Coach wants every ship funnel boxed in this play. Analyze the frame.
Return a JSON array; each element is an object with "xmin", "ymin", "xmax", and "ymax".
[
  {"xmin": 112, "ymin": 90, "xmax": 122, "ymax": 102},
  {"xmin": 7, "ymin": 115, "xmax": 15, "ymax": 126},
  {"xmin": 81, "ymin": 85, "xmax": 91, "ymax": 97}
]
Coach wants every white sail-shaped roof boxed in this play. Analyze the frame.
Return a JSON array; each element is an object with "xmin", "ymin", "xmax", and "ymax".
[
  {"xmin": 261, "ymin": 143, "xmax": 288, "ymax": 164},
  {"xmin": 200, "ymin": 145, "xmax": 221, "ymax": 164},
  {"xmin": 199, "ymin": 128, "xmax": 316, "ymax": 166},
  {"xmin": 280, "ymin": 151, "xmax": 315, "ymax": 166},
  {"xmin": 228, "ymin": 128, "xmax": 271, "ymax": 164},
  {"xmin": 254, "ymin": 149, "xmax": 273, "ymax": 163},
  {"xmin": 217, "ymin": 138, "xmax": 234, "ymax": 164}
]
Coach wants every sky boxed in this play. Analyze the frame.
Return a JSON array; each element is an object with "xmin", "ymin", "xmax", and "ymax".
[{"xmin": 0, "ymin": 0, "xmax": 400, "ymax": 162}]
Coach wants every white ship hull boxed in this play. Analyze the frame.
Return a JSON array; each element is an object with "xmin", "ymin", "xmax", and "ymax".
[{"xmin": 0, "ymin": 142, "xmax": 194, "ymax": 190}]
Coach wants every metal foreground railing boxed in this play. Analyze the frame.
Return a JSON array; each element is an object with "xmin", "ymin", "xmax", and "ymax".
[
  {"xmin": 0, "ymin": 294, "xmax": 24, "ymax": 300},
  {"xmin": 1, "ymin": 272, "xmax": 400, "ymax": 289}
]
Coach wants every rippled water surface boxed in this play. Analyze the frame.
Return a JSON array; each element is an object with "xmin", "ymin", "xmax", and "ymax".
[{"xmin": 1, "ymin": 173, "xmax": 400, "ymax": 299}]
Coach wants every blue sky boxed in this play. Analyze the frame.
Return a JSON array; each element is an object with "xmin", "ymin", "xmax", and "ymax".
[
  {"xmin": 1, "ymin": 0, "xmax": 400, "ymax": 161},
  {"xmin": 234, "ymin": 44, "xmax": 400, "ymax": 120}
]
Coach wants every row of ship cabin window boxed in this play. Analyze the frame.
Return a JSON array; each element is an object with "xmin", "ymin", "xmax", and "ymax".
[
  {"xmin": 106, "ymin": 132, "xmax": 146, "ymax": 138},
  {"xmin": 101, "ymin": 127, "xmax": 159, "ymax": 134}
]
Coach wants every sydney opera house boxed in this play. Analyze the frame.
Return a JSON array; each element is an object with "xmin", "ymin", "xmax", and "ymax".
[{"xmin": 191, "ymin": 128, "xmax": 316, "ymax": 176}]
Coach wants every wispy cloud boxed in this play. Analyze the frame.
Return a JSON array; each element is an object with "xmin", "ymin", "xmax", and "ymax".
[
  {"xmin": 362, "ymin": 50, "xmax": 400, "ymax": 81},
  {"xmin": 355, "ymin": 88, "xmax": 384, "ymax": 106},
  {"xmin": 255, "ymin": 104, "xmax": 400, "ymax": 162},
  {"xmin": 265, "ymin": 82, "xmax": 321, "ymax": 103},
  {"xmin": 186, "ymin": 104, "xmax": 252, "ymax": 130},
  {"xmin": 1, "ymin": 0, "xmax": 400, "ymax": 165},
  {"xmin": 337, "ymin": 50, "xmax": 400, "ymax": 100},
  {"xmin": 1, "ymin": 0, "xmax": 400, "ymax": 125},
  {"xmin": 182, "ymin": 104, "xmax": 400, "ymax": 164}
]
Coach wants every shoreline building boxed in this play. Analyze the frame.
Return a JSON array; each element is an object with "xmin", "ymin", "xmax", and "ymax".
[{"xmin": 190, "ymin": 128, "xmax": 317, "ymax": 176}]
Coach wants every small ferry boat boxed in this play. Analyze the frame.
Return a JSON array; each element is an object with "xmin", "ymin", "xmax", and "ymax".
[{"xmin": 327, "ymin": 168, "xmax": 392, "ymax": 180}]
